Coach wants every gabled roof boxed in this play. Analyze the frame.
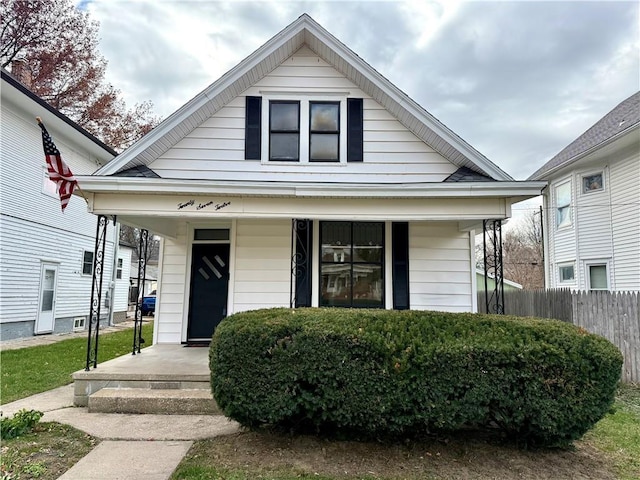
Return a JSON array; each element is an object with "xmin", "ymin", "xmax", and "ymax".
[
  {"xmin": 96, "ymin": 14, "xmax": 513, "ymax": 181},
  {"xmin": 1, "ymin": 68, "xmax": 118, "ymax": 161},
  {"xmin": 529, "ymin": 91, "xmax": 640, "ymax": 180}
]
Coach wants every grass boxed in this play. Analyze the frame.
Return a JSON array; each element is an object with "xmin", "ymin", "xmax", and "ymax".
[
  {"xmin": 0, "ymin": 422, "xmax": 97, "ymax": 480},
  {"xmin": 583, "ymin": 383, "xmax": 640, "ymax": 480},
  {"xmin": 170, "ymin": 384, "xmax": 640, "ymax": 480},
  {"xmin": 1, "ymin": 322, "xmax": 153, "ymax": 403}
]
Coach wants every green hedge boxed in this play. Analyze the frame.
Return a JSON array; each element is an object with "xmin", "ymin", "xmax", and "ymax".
[{"xmin": 210, "ymin": 308, "xmax": 622, "ymax": 447}]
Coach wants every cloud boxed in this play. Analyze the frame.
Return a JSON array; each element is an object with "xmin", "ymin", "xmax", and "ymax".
[{"xmin": 86, "ymin": 0, "xmax": 639, "ymax": 180}]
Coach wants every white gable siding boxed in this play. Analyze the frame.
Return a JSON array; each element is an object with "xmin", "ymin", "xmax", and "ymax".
[
  {"xmin": 149, "ymin": 46, "xmax": 457, "ymax": 183},
  {"xmin": 233, "ymin": 219, "xmax": 291, "ymax": 312},
  {"xmin": 610, "ymin": 150, "xmax": 640, "ymax": 290},
  {"xmin": 409, "ymin": 222, "xmax": 473, "ymax": 312},
  {"xmin": 0, "ymin": 98, "xmax": 118, "ymax": 338}
]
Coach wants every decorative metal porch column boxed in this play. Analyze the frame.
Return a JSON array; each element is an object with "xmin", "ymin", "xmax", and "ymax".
[
  {"xmin": 483, "ymin": 219, "xmax": 505, "ymax": 314},
  {"xmin": 290, "ymin": 219, "xmax": 312, "ymax": 308},
  {"xmin": 85, "ymin": 215, "xmax": 109, "ymax": 370},
  {"xmin": 132, "ymin": 229, "xmax": 149, "ymax": 354}
]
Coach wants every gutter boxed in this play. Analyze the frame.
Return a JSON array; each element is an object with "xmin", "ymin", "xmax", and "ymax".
[{"xmin": 75, "ymin": 176, "xmax": 546, "ymax": 199}]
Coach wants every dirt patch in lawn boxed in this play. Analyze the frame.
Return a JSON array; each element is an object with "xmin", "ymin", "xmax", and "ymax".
[
  {"xmin": 1, "ymin": 422, "xmax": 97, "ymax": 480},
  {"xmin": 181, "ymin": 429, "xmax": 616, "ymax": 480}
]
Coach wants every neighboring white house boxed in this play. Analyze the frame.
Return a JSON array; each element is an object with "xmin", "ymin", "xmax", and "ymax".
[
  {"xmin": 0, "ymin": 68, "xmax": 127, "ymax": 340},
  {"xmin": 76, "ymin": 14, "xmax": 545, "ymax": 345},
  {"xmin": 529, "ymin": 91, "xmax": 640, "ymax": 292}
]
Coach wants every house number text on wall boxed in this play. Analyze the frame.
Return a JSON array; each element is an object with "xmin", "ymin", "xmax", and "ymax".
[{"xmin": 177, "ymin": 200, "xmax": 231, "ymax": 211}]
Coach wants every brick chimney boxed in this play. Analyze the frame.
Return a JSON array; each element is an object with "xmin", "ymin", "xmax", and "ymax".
[{"xmin": 10, "ymin": 57, "xmax": 32, "ymax": 88}]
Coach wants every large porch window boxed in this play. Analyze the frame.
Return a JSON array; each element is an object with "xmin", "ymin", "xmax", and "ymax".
[{"xmin": 320, "ymin": 221, "xmax": 384, "ymax": 308}]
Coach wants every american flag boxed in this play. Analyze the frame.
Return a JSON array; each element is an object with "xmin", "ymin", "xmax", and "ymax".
[{"xmin": 38, "ymin": 120, "xmax": 77, "ymax": 212}]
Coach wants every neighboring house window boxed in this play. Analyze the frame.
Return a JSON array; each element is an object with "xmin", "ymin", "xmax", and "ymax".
[
  {"xmin": 582, "ymin": 172, "xmax": 604, "ymax": 193},
  {"xmin": 555, "ymin": 181, "xmax": 571, "ymax": 228},
  {"xmin": 73, "ymin": 317, "xmax": 86, "ymax": 330},
  {"xmin": 82, "ymin": 251, "xmax": 94, "ymax": 275},
  {"xmin": 320, "ymin": 221, "xmax": 384, "ymax": 308},
  {"xmin": 116, "ymin": 258, "xmax": 123, "ymax": 279},
  {"xmin": 558, "ymin": 263, "xmax": 575, "ymax": 284},
  {"xmin": 42, "ymin": 169, "xmax": 57, "ymax": 198},
  {"xmin": 587, "ymin": 263, "xmax": 608, "ymax": 290},
  {"xmin": 269, "ymin": 101, "xmax": 300, "ymax": 161},
  {"xmin": 309, "ymin": 101, "xmax": 340, "ymax": 162}
]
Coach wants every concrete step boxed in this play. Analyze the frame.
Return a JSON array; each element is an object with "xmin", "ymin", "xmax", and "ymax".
[{"xmin": 88, "ymin": 388, "xmax": 221, "ymax": 415}]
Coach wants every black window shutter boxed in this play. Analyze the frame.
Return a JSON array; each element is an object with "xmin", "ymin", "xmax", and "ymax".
[
  {"xmin": 294, "ymin": 219, "xmax": 313, "ymax": 307},
  {"xmin": 347, "ymin": 98, "xmax": 363, "ymax": 162},
  {"xmin": 245, "ymin": 96, "xmax": 261, "ymax": 160},
  {"xmin": 392, "ymin": 222, "xmax": 410, "ymax": 310}
]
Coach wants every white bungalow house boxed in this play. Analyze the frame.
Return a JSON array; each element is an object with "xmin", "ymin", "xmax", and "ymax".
[
  {"xmin": 76, "ymin": 15, "xmax": 545, "ymax": 345},
  {"xmin": 529, "ymin": 92, "xmax": 639, "ymax": 291},
  {"xmin": 0, "ymin": 68, "xmax": 129, "ymax": 340}
]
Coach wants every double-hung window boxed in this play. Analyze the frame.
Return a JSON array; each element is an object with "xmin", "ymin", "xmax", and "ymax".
[
  {"xmin": 309, "ymin": 102, "xmax": 340, "ymax": 161},
  {"xmin": 246, "ymin": 96, "xmax": 363, "ymax": 163},
  {"xmin": 555, "ymin": 181, "xmax": 571, "ymax": 228},
  {"xmin": 82, "ymin": 251, "xmax": 94, "ymax": 275},
  {"xmin": 269, "ymin": 101, "xmax": 300, "ymax": 161}
]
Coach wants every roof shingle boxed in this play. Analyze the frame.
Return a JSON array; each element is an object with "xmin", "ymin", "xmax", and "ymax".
[{"xmin": 529, "ymin": 91, "xmax": 640, "ymax": 180}]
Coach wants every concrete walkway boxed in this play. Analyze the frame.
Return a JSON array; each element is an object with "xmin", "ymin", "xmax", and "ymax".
[
  {"xmin": 0, "ymin": 319, "xmax": 141, "ymax": 351},
  {"xmin": 1, "ymin": 328, "xmax": 241, "ymax": 480}
]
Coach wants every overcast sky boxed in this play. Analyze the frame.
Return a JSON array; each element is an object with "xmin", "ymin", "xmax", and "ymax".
[{"xmin": 83, "ymin": 0, "xmax": 639, "ymax": 188}]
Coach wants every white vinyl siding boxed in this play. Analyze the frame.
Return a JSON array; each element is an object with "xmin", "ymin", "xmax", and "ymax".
[
  {"xmin": 575, "ymin": 166, "xmax": 613, "ymax": 288},
  {"xmin": 609, "ymin": 152, "xmax": 640, "ymax": 290},
  {"xmin": 155, "ymin": 225, "xmax": 188, "ymax": 343},
  {"xmin": 547, "ymin": 177, "xmax": 576, "ymax": 288},
  {"xmin": 0, "ymin": 215, "xmax": 115, "ymax": 323},
  {"xmin": 546, "ymin": 145, "xmax": 639, "ymax": 291},
  {"xmin": 233, "ymin": 219, "xmax": 291, "ymax": 312},
  {"xmin": 0, "ymin": 100, "xmax": 120, "ymax": 332},
  {"xmin": 113, "ymin": 247, "xmax": 133, "ymax": 314},
  {"xmin": 409, "ymin": 222, "xmax": 473, "ymax": 312},
  {"xmin": 149, "ymin": 46, "xmax": 457, "ymax": 183}
]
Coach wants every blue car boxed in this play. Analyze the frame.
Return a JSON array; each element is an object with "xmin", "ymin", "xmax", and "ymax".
[{"xmin": 139, "ymin": 290, "xmax": 156, "ymax": 316}]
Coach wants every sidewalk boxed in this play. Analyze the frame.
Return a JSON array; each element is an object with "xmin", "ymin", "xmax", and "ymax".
[
  {"xmin": 0, "ymin": 319, "xmax": 140, "ymax": 351},
  {"xmin": 1, "ymin": 327, "xmax": 241, "ymax": 480}
]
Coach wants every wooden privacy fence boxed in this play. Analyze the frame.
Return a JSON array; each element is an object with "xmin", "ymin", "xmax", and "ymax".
[{"xmin": 477, "ymin": 289, "xmax": 640, "ymax": 383}]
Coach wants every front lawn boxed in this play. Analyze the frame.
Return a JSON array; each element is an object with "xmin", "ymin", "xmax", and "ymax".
[
  {"xmin": 1, "ymin": 322, "xmax": 153, "ymax": 403},
  {"xmin": 170, "ymin": 384, "xmax": 639, "ymax": 480}
]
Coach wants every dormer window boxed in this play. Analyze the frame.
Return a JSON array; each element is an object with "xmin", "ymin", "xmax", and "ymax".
[{"xmin": 245, "ymin": 95, "xmax": 362, "ymax": 163}]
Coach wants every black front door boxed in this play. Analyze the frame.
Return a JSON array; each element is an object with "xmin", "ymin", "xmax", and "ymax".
[{"xmin": 187, "ymin": 243, "xmax": 230, "ymax": 341}]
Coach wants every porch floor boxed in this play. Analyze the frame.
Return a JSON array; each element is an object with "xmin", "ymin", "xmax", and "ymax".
[{"xmin": 72, "ymin": 344, "xmax": 210, "ymax": 406}]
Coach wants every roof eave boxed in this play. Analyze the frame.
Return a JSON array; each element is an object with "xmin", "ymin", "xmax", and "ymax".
[
  {"xmin": 76, "ymin": 176, "xmax": 545, "ymax": 199},
  {"xmin": 1, "ymin": 69, "xmax": 118, "ymax": 163}
]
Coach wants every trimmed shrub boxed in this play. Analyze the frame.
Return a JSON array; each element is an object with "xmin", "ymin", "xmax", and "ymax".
[{"xmin": 210, "ymin": 308, "xmax": 622, "ymax": 447}]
